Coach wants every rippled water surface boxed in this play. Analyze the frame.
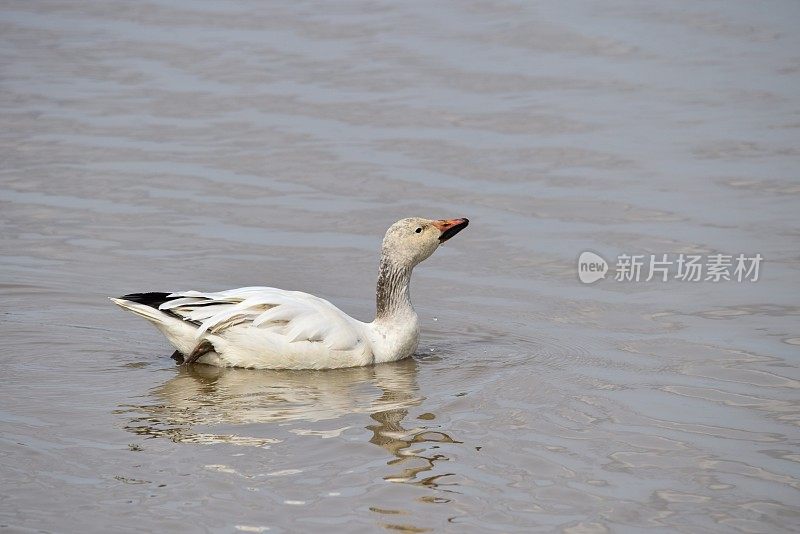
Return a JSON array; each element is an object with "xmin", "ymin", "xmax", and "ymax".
[{"xmin": 2, "ymin": 1, "xmax": 799, "ymax": 532}]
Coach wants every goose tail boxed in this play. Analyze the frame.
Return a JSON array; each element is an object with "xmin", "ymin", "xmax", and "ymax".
[
  {"xmin": 110, "ymin": 295, "xmax": 200, "ymax": 355},
  {"xmin": 109, "ymin": 296, "xmax": 171, "ymax": 324}
]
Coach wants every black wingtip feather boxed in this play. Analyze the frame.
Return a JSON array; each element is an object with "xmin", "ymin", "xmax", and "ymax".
[{"xmin": 119, "ymin": 292, "xmax": 176, "ymax": 309}]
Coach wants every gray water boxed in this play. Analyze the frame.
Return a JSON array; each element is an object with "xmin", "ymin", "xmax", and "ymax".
[{"xmin": 1, "ymin": 1, "xmax": 799, "ymax": 532}]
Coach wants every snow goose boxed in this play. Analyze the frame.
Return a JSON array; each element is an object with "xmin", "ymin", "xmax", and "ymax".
[{"xmin": 111, "ymin": 217, "xmax": 469, "ymax": 369}]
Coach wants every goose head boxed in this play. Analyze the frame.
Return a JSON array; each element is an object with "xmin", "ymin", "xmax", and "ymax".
[{"xmin": 381, "ymin": 217, "xmax": 469, "ymax": 268}]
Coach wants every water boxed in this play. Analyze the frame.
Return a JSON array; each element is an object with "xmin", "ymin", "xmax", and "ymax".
[{"xmin": 1, "ymin": 1, "xmax": 799, "ymax": 532}]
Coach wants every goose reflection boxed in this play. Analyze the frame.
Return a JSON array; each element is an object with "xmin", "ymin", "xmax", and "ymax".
[
  {"xmin": 367, "ymin": 386, "xmax": 461, "ymax": 490},
  {"xmin": 121, "ymin": 358, "xmax": 460, "ymax": 488}
]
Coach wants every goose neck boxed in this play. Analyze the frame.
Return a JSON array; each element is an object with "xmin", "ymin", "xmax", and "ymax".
[{"xmin": 375, "ymin": 257, "xmax": 414, "ymax": 320}]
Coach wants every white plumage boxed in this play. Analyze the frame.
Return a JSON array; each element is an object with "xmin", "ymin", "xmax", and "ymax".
[{"xmin": 111, "ymin": 217, "xmax": 468, "ymax": 370}]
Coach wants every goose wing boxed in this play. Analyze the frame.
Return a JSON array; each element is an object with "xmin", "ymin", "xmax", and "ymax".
[{"xmin": 159, "ymin": 286, "xmax": 364, "ymax": 351}]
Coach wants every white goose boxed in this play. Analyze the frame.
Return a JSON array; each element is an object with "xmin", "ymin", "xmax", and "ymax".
[{"xmin": 111, "ymin": 217, "xmax": 469, "ymax": 370}]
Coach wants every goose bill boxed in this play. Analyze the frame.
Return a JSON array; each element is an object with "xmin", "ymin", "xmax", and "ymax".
[{"xmin": 434, "ymin": 218, "xmax": 469, "ymax": 242}]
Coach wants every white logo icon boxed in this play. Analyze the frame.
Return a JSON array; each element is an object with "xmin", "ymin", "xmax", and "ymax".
[{"xmin": 578, "ymin": 251, "xmax": 608, "ymax": 284}]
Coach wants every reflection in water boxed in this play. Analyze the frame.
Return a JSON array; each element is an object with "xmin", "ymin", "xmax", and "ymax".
[
  {"xmin": 119, "ymin": 358, "xmax": 460, "ymax": 490},
  {"xmin": 367, "ymin": 382, "xmax": 461, "ymax": 492}
]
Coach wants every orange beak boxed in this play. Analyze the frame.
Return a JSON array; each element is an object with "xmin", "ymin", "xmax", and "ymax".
[{"xmin": 433, "ymin": 217, "xmax": 469, "ymax": 242}]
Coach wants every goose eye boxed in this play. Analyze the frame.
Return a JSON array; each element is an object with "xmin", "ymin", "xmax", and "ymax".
[{"xmin": 415, "ymin": 227, "xmax": 422, "ymax": 233}]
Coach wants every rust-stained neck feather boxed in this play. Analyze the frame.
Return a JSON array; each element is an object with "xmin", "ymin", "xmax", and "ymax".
[{"xmin": 375, "ymin": 255, "xmax": 413, "ymax": 320}]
